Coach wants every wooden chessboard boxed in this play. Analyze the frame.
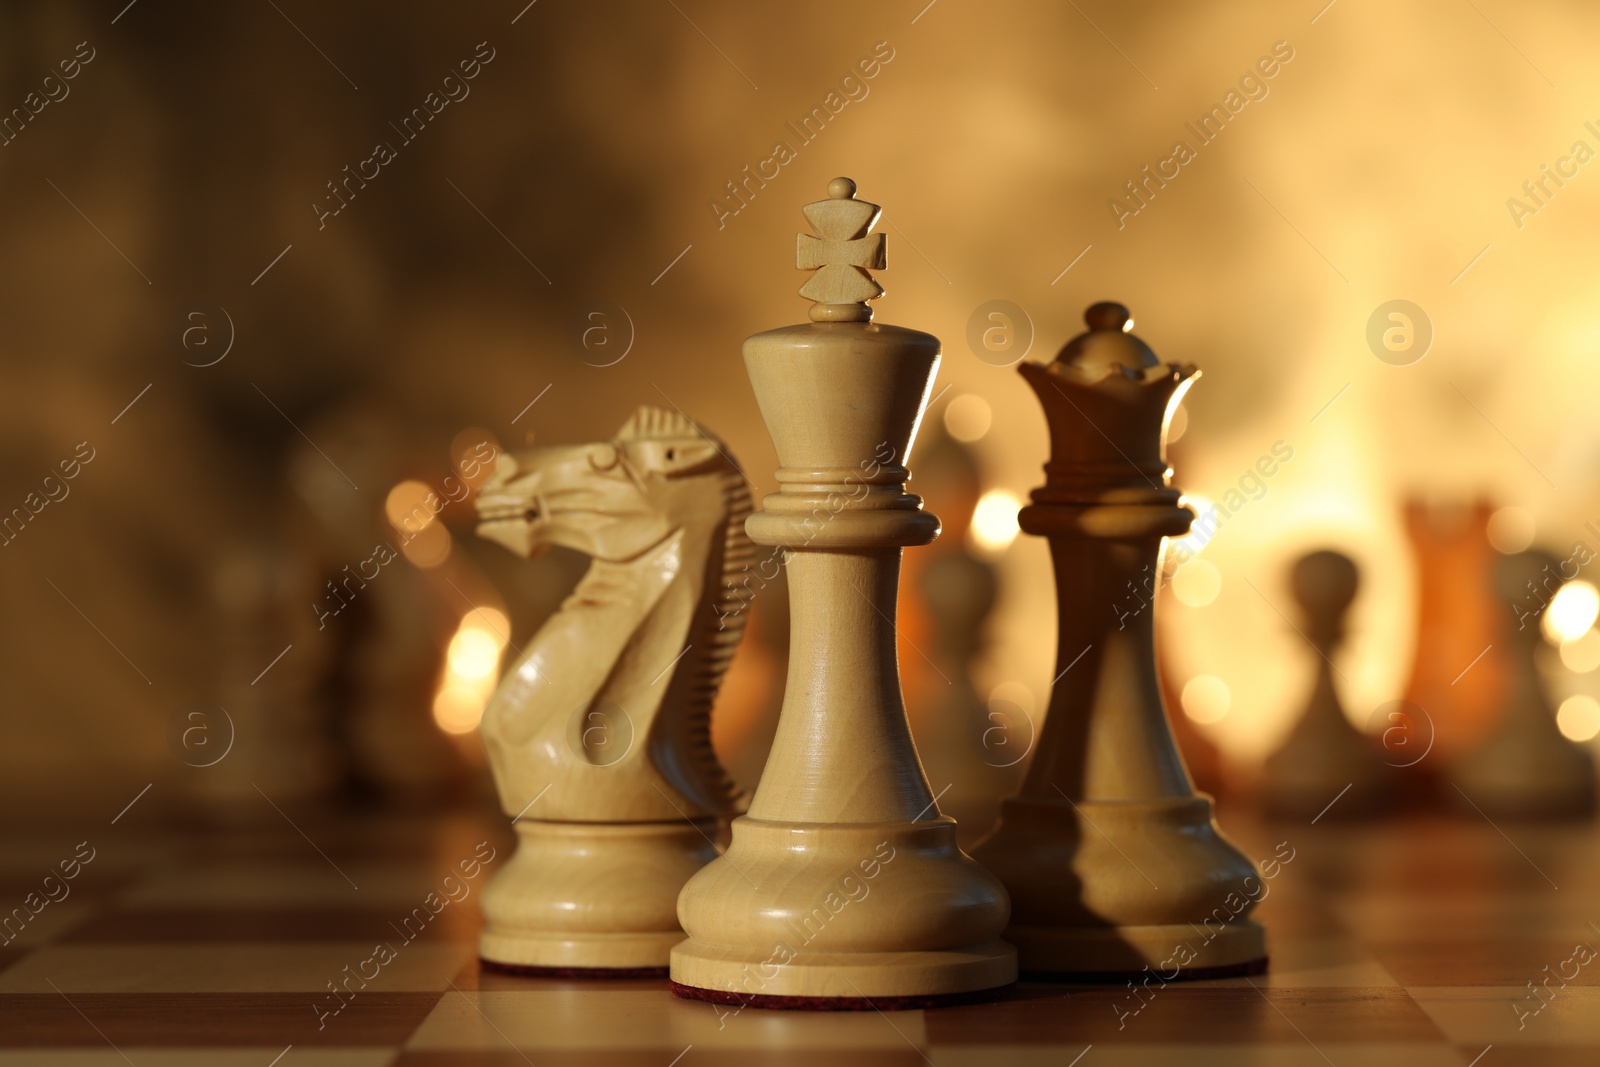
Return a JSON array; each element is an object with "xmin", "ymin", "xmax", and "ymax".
[{"xmin": 2, "ymin": 802, "xmax": 1596, "ymax": 1065}]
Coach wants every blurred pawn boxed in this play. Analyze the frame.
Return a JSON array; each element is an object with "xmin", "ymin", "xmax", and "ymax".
[
  {"xmin": 902, "ymin": 417, "xmax": 1023, "ymax": 846},
  {"xmin": 1261, "ymin": 550, "xmax": 1392, "ymax": 818},
  {"xmin": 916, "ymin": 547, "xmax": 1022, "ymax": 848},
  {"xmin": 1452, "ymin": 550, "xmax": 1596, "ymax": 818}
]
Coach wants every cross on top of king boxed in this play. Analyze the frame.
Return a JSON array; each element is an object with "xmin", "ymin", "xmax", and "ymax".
[{"xmin": 796, "ymin": 177, "xmax": 886, "ymax": 322}]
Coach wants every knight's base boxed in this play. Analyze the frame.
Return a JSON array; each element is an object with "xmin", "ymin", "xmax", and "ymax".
[
  {"xmin": 478, "ymin": 928, "xmax": 687, "ymax": 972},
  {"xmin": 1007, "ymin": 918, "xmax": 1267, "ymax": 979},
  {"xmin": 480, "ymin": 957, "xmax": 668, "ymax": 979},
  {"xmin": 669, "ymin": 941, "xmax": 1018, "ymax": 1004},
  {"xmin": 669, "ymin": 978, "xmax": 1013, "ymax": 1012},
  {"xmin": 478, "ymin": 818, "xmax": 720, "ymax": 972}
]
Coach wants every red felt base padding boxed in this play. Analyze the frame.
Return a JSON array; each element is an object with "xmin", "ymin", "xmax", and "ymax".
[
  {"xmin": 669, "ymin": 979, "xmax": 1015, "ymax": 1012},
  {"xmin": 1024, "ymin": 955, "xmax": 1269, "ymax": 984},
  {"xmin": 480, "ymin": 958, "xmax": 668, "ymax": 979}
]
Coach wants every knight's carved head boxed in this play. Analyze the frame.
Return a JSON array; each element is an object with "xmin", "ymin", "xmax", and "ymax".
[{"xmin": 476, "ymin": 407, "xmax": 733, "ymax": 562}]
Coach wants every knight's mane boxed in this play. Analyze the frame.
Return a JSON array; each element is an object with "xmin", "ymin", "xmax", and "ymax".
[
  {"xmin": 615, "ymin": 406, "xmax": 694, "ymax": 441},
  {"xmin": 618, "ymin": 406, "xmax": 754, "ymax": 810}
]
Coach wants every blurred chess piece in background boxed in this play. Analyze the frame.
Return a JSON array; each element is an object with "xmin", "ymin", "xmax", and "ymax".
[
  {"xmin": 908, "ymin": 426, "xmax": 1022, "ymax": 848},
  {"xmin": 895, "ymin": 431, "xmax": 953, "ymax": 731},
  {"xmin": 183, "ymin": 536, "xmax": 334, "ymax": 819},
  {"xmin": 1452, "ymin": 549, "xmax": 1597, "ymax": 818},
  {"xmin": 286, "ymin": 405, "xmax": 481, "ymax": 806},
  {"xmin": 1400, "ymin": 499, "xmax": 1507, "ymax": 771},
  {"xmin": 918, "ymin": 549, "xmax": 1016, "ymax": 847},
  {"xmin": 1260, "ymin": 550, "xmax": 1392, "ymax": 818}
]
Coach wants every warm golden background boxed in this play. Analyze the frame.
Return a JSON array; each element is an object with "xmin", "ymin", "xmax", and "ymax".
[{"xmin": 3, "ymin": 0, "xmax": 1598, "ymax": 823}]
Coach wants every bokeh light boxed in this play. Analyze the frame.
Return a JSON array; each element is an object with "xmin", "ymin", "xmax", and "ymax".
[
  {"xmin": 447, "ymin": 629, "xmax": 501, "ymax": 681},
  {"xmin": 1556, "ymin": 695, "xmax": 1600, "ymax": 743},
  {"xmin": 944, "ymin": 394, "xmax": 993, "ymax": 443},
  {"xmin": 1560, "ymin": 629, "xmax": 1600, "ymax": 673},
  {"xmin": 1171, "ymin": 558, "xmax": 1222, "ymax": 607},
  {"xmin": 433, "ymin": 685, "xmax": 488, "ymax": 736},
  {"xmin": 432, "ymin": 609, "xmax": 513, "ymax": 735},
  {"xmin": 1486, "ymin": 506, "xmax": 1536, "ymax": 554},
  {"xmin": 385, "ymin": 480, "xmax": 436, "ymax": 531},
  {"xmin": 970, "ymin": 489, "xmax": 1022, "ymax": 555},
  {"xmin": 1543, "ymin": 580, "xmax": 1600, "ymax": 644},
  {"xmin": 400, "ymin": 521, "xmax": 453, "ymax": 568},
  {"xmin": 1181, "ymin": 675, "xmax": 1231, "ymax": 724},
  {"xmin": 462, "ymin": 606, "xmax": 512, "ymax": 644}
]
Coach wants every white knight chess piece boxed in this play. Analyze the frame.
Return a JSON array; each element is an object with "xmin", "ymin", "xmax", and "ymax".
[{"xmin": 473, "ymin": 406, "xmax": 754, "ymax": 972}]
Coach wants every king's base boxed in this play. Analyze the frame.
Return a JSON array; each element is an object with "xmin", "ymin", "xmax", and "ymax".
[
  {"xmin": 669, "ymin": 940, "xmax": 1017, "ymax": 1006},
  {"xmin": 478, "ymin": 818, "xmax": 719, "ymax": 972},
  {"xmin": 669, "ymin": 978, "xmax": 1012, "ymax": 1012},
  {"xmin": 1008, "ymin": 918, "xmax": 1267, "ymax": 980},
  {"xmin": 673, "ymin": 817, "xmax": 1017, "ymax": 1003}
]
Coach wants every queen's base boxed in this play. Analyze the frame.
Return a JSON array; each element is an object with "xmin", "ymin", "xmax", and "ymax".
[
  {"xmin": 1010, "ymin": 918, "xmax": 1267, "ymax": 979},
  {"xmin": 974, "ymin": 795, "xmax": 1268, "ymax": 980}
]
